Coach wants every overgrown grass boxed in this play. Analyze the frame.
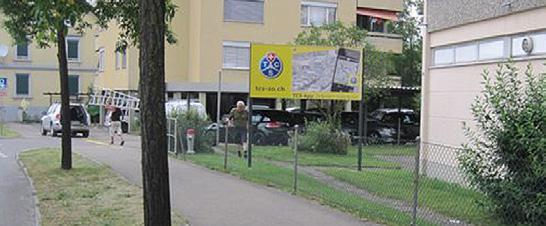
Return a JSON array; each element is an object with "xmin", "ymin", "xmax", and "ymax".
[
  {"xmin": 20, "ymin": 149, "xmax": 186, "ymax": 226},
  {"xmin": 0, "ymin": 123, "xmax": 19, "ymax": 138},
  {"xmin": 183, "ymin": 153, "xmax": 436, "ymax": 226},
  {"xmin": 324, "ymin": 168, "xmax": 497, "ymax": 225},
  {"xmin": 249, "ymin": 145, "xmax": 414, "ymax": 168}
]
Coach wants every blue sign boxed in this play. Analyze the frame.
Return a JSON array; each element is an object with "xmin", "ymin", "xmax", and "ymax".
[
  {"xmin": 0, "ymin": 78, "xmax": 6, "ymax": 90},
  {"xmin": 259, "ymin": 52, "xmax": 283, "ymax": 79}
]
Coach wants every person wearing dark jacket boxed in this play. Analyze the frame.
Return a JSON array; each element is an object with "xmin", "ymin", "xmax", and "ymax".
[{"xmin": 229, "ymin": 101, "xmax": 249, "ymax": 158}]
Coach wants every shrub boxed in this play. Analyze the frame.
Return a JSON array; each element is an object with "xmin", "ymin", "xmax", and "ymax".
[
  {"xmin": 87, "ymin": 105, "xmax": 100, "ymax": 123},
  {"xmin": 298, "ymin": 120, "xmax": 351, "ymax": 155},
  {"xmin": 459, "ymin": 62, "xmax": 545, "ymax": 225},
  {"xmin": 169, "ymin": 109, "xmax": 214, "ymax": 153}
]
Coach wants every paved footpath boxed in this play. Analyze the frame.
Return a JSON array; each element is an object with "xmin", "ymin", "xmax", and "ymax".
[
  {"xmin": 0, "ymin": 123, "xmax": 57, "ymax": 226},
  {"xmin": 8, "ymin": 123, "xmax": 377, "ymax": 226}
]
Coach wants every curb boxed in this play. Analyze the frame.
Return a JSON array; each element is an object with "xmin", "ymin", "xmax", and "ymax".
[{"xmin": 16, "ymin": 150, "xmax": 42, "ymax": 226}]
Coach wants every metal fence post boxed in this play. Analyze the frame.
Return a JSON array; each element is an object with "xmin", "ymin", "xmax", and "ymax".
[
  {"xmin": 411, "ymin": 140, "xmax": 421, "ymax": 226},
  {"xmin": 167, "ymin": 118, "xmax": 171, "ymax": 153},
  {"xmin": 224, "ymin": 125, "xmax": 229, "ymax": 171},
  {"xmin": 293, "ymin": 125, "xmax": 299, "ymax": 194},
  {"xmin": 174, "ymin": 119, "xmax": 178, "ymax": 155},
  {"xmin": 216, "ymin": 70, "xmax": 222, "ymax": 146}
]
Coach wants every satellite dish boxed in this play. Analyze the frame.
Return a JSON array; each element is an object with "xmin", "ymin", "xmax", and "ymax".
[{"xmin": 0, "ymin": 44, "xmax": 8, "ymax": 57}]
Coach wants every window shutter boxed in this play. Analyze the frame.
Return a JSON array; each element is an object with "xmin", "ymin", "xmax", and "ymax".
[
  {"xmin": 224, "ymin": 0, "xmax": 264, "ymax": 23},
  {"xmin": 67, "ymin": 40, "xmax": 79, "ymax": 59},
  {"xmin": 68, "ymin": 75, "xmax": 79, "ymax": 95},
  {"xmin": 16, "ymin": 74, "xmax": 29, "ymax": 95}
]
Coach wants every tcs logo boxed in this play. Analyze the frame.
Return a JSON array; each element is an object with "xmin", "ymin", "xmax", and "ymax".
[{"xmin": 259, "ymin": 52, "xmax": 283, "ymax": 79}]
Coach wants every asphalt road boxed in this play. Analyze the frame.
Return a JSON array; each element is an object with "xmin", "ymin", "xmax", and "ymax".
[
  {"xmin": 0, "ymin": 123, "xmax": 57, "ymax": 226},
  {"xmin": 3, "ymin": 123, "xmax": 377, "ymax": 226}
]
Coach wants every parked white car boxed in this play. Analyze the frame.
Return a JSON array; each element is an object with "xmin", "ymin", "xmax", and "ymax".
[
  {"xmin": 165, "ymin": 100, "xmax": 208, "ymax": 119},
  {"xmin": 41, "ymin": 103, "xmax": 91, "ymax": 137}
]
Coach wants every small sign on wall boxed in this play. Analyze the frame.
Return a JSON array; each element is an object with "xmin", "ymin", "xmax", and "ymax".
[{"xmin": 0, "ymin": 77, "xmax": 7, "ymax": 96}]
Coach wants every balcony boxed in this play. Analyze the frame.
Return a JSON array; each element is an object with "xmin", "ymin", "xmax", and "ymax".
[
  {"xmin": 356, "ymin": 12, "xmax": 403, "ymax": 53},
  {"xmin": 358, "ymin": 0, "xmax": 404, "ymax": 12},
  {"xmin": 367, "ymin": 32, "xmax": 403, "ymax": 53}
]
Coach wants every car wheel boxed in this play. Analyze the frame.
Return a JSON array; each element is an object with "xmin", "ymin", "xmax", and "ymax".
[
  {"xmin": 253, "ymin": 132, "xmax": 266, "ymax": 146},
  {"xmin": 82, "ymin": 132, "xmax": 89, "ymax": 138},
  {"xmin": 50, "ymin": 127, "xmax": 57, "ymax": 137},
  {"xmin": 41, "ymin": 125, "xmax": 47, "ymax": 136},
  {"xmin": 369, "ymin": 132, "xmax": 381, "ymax": 145}
]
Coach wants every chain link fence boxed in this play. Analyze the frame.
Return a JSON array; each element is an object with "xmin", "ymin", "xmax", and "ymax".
[
  {"xmin": 212, "ymin": 123, "xmax": 491, "ymax": 225},
  {"xmin": 212, "ymin": 132, "xmax": 497, "ymax": 226}
]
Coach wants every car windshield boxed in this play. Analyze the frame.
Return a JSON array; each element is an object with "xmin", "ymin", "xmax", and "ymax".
[{"xmin": 370, "ymin": 111, "xmax": 384, "ymax": 121}]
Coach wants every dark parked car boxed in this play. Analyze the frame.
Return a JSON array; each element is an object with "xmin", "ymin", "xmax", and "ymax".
[
  {"xmin": 341, "ymin": 109, "xmax": 420, "ymax": 144},
  {"xmin": 208, "ymin": 109, "xmax": 297, "ymax": 145}
]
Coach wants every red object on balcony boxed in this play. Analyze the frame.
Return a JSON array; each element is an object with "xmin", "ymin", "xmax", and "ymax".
[{"xmin": 357, "ymin": 8, "xmax": 398, "ymax": 21}]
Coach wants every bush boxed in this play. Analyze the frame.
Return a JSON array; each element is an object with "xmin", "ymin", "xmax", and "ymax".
[
  {"xmin": 169, "ymin": 109, "xmax": 214, "ymax": 153},
  {"xmin": 459, "ymin": 63, "xmax": 545, "ymax": 225},
  {"xmin": 86, "ymin": 105, "xmax": 100, "ymax": 123},
  {"xmin": 298, "ymin": 120, "xmax": 351, "ymax": 155}
]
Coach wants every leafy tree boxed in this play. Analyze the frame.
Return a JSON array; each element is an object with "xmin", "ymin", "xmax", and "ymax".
[
  {"xmin": 95, "ymin": 0, "xmax": 177, "ymax": 225},
  {"xmin": 1, "ymin": 0, "xmax": 177, "ymax": 223},
  {"xmin": 0, "ymin": 0, "xmax": 96, "ymax": 170},
  {"xmin": 391, "ymin": 0, "xmax": 423, "ymax": 87},
  {"xmin": 459, "ymin": 62, "xmax": 545, "ymax": 225}
]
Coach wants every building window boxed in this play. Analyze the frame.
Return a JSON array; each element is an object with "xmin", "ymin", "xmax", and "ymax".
[
  {"xmin": 357, "ymin": 15, "xmax": 390, "ymax": 33},
  {"xmin": 455, "ymin": 44, "xmax": 477, "ymax": 63},
  {"xmin": 301, "ymin": 1, "xmax": 337, "ymax": 26},
  {"xmin": 15, "ymin": 42, "xmax": 29, "ymax": 60},
  {"xmin": 68, "ymin": 75, "xmax": 79, "ymax": 96},
  {"xmin": 121, "ymin": 51, "xmax": 127, "ymax": 69},
  {"xmin": 478, "ymin": 39, "xmax": 506, "ymax": 60},
  {"xmin": 115, "ymin": 51, "xmax": 127, "ymax": 69},
  {"xmin": 15, "ymin": 73, "xmax": 30, "ymax": 96},
  {"xmin": 115, "ymin": 51, "xmax": 120, "ymax": 70},
  {"xmin": 98, "ymin": 48, "xmax": 105, "ymax": 72},
  {"xmin": 433, "ymin": 48, "xmax": 454, "ymax": 65},
  {"xmin": 223, "ymin": 41, "xmax": 250, "ymax": 70},
  {"xmin": 224, "ymin": 0, "xmax": 264, "ymax": 23},
  {"xmin": 66, "ymin": 37, "xmax": 80, "ymax": 61}
]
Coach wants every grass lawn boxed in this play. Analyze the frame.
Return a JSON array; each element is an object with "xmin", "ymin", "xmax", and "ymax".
[
  {"xmin": 0, "ymin": 123, "xmax": 19, "ymax": 138},
  {"xmin": 183, "ymin": 153, "xmax": 436, "ymax": 226},
  {"xmin": 248, "ymin": 145, "xmax": 415, "ymax": 169},
  {"xmin": 20, "ymin": 149, "xmax": 186, "ymax": 226},
  {"xmin": 324, "ymin": 168, "xmax": 496, "ymax": 225}
]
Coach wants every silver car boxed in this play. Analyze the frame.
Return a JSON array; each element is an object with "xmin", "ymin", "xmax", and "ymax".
[{"xmin": 41, "ymin": 103, "xmax": 91, "ymax": 137}]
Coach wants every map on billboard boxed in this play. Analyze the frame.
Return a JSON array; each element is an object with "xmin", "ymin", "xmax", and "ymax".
[{"xmin": 250, "ymin": 44, "xmax": 362, "ymax": 100}]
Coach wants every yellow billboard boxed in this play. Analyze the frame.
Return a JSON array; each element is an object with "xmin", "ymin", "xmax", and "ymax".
[{"xmin": 250, "ymin": 44, "xmax": 362, "ymax": 100}]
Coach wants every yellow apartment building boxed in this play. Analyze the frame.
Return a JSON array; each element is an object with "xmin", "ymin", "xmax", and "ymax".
[
  {"xmin": 0, "ymin": 17, "xmax": 97, "ymax": 122},
  {"xmin": 93, "ymin": 0, "xmax": 404, "ymax": 119}
]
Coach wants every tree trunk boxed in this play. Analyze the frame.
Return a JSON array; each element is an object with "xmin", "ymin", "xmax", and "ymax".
[
  {"xmin": 57, "ymin": 23, "xmax": 72, "ymax": 170},
  {"xmin": 139, "ymin": 0, "xmax": 171, "ymax": 225}
]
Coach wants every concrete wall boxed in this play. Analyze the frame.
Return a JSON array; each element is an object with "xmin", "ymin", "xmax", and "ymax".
[
  {"xmin": 421, "ymin": 6, "xmax": 546, "ymax": 167},
  {"xmin": 427, "ymin": 0, "xmax": 546, "ymax": 32}
]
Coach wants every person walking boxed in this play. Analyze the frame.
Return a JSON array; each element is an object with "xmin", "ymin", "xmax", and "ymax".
[
  {"xmin": 107, "ymin": 105, "xmax": 125, "ymax": 146},
  {"xmin": 229, "ymin": 101, "xmax": 249, "ymax": 158}
]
